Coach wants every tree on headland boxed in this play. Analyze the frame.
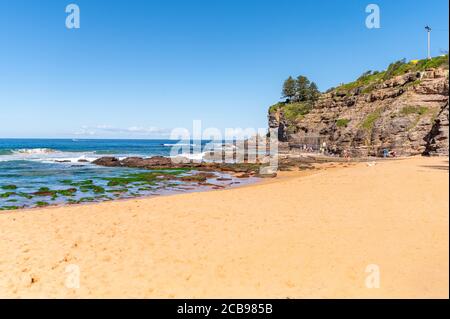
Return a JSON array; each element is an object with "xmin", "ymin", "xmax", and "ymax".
[
  {"xmin": 308, "ymin": 82, "xmax": 320, "ymax": 102},
  {"xmin": 273, "ymin": 75, "xmax": 321, "ymax": 122},
  {"xmin": 295, "ymin": 75, "xmax": 311, "ymax": 101},
  {"xmin": 281, "ymin": 75, "xmax": 320, "ymax": 103},
  {"xmin": 282, "ymin": 76, "xmax": 296, "ymax": 100}
]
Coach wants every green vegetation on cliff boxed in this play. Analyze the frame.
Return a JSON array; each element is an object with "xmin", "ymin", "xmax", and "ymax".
[
  {"xmin": 269, "ymin": 101, "xmax": 314, "ymax": 122},
  {"xmin": 270, "ymin": 74, "xmax": 319, "ymax": 122},
  {"xmin": 268, "ymin": 55, "xmax": 449, "ymax": 127},
  {"xmin": 400, "ymin": 105, "xmax": 428, "ymax": 116},
  {"xmin": 335, "ymin": 55, "xmax": 448, "ymax": 95},
  {"xmin": 336, "ymin": 119, "xmax": 351, "ymax": 128},
  {"xmin": 283, "ymin": 102, "xmax": 313, "ymax": 121},
  {"xmin": 361, "ymin": 109, "xmax": 382, "ymax": 131}
]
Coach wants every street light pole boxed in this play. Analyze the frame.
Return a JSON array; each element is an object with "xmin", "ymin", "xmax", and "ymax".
[{"xmin": 425, "ymin": 26, "xmax": 432, "ymax": 60}]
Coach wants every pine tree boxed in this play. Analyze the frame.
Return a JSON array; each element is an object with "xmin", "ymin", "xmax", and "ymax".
[
  {"xmin": 308, "ymin": 82, "xmax": 320, "ymax": 102},
  {"xmin": 282, "ymin": 76, "xmax": 296, "ymax": 100},
  {"xmin": 281, "ymin": 74, "xmax": 321, "ymax": 104},
  {"xmin": 295, "ymin": 76, "xmax": 311, "ymax": 101}
]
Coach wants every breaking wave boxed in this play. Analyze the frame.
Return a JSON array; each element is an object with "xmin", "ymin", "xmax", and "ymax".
[
  {"xmin": 12, "ymin": 148, "xmax": 60, "ymax": 155},
  {"xmin": 162, "ymin": 143, "xmax": 196, "ymax": 147},
  {"xmin": 0, "ymin": 148, "xmax": 98, "ymax": 164}
]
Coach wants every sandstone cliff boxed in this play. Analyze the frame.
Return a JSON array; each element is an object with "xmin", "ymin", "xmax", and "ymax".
[{"xmin": 269, "ymin": 58, "xmax": 449, "ymax": 157}]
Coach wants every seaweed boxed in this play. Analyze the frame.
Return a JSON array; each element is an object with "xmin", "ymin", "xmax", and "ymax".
[
  {"xmin": 0, "ymin": 192, "xmax": 16, "ymax": 198},
  {"xmin": 36, "ymin": 201, "xmax": 49, "ymax": 207},
  {"xmin": 16, "ymin": 192, "xmax": 33, "ymax": 199},
  {"xmin": 34, "ymin": 187, "xmax": 78, "ymax": 197},
  {"xmin": 137, "ymin": 186, "xmax": 153, "ymax": 191},
  {"xmin": 70, "ymin": 180, "xmax": 94, "ymax": 186},
  {"xmin": 178, "ymin": 174, "xmax": 207, "ymax": 182},
  {"xmin": 57, "ymin": 188, "xmax": 77, "ymax": 196},
  {"xmin": 0, "ymin": 206, "xmax": 19, "ymax": 210},
  {"xmin": 1, "ymin": 185, "xmax": 17, "ymax": 190},
  {"xmin": 79, "ymin": 185, "xmax": 105, "ymax": 194},
  {"xmin": 106, "ymin": 188, "xmax": 128, "ymax": 193},
  {"xmin": 104, "ymin": 169, "xmax": 186, "ymax": 186},
  {"xmin": 34, "ymin": 188, "xmax": 57, "ymax": 197}
]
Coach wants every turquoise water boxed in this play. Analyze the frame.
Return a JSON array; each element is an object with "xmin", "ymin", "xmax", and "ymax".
[{"xmin": 0, "ymin": 139, "xmax": 252, "ymax": 211}]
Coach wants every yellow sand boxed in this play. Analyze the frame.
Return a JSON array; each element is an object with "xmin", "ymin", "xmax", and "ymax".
[{"xmin": 0, "ymin": 156, "xmax": 448, "ymax": 298}]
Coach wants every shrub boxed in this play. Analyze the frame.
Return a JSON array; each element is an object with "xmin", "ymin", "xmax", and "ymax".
[
  {"xmin": 383, "ymin": 59, "xmax": 409, "ymax": 79},
  {"xmin": 336, "ymin": 119, "xmax": 350, "ymax": 127},
  {"xmin": 268, "ymin": 102, "xmax": 284, "ymax": 114},
  {"xmin": 400, "ymin": 105, "xmax": 428, "ymax": 116},
  {"xmin": 331, "ymin": 55, "xmax": 448, "ymax": 95},
  {"xmin": 362, "ymin": 110, "xmax": 382, "ymax": 130},
  {"xmin": 337, "ymin": 71, "xmax": 386, "ymax": 93},
  {"xmin": 416, "ymin": 55, "xmax": 449, "ymax": 70},
  {"xmin": 283, "ymin": 102, "xmax": 313, "ymax": 122}
]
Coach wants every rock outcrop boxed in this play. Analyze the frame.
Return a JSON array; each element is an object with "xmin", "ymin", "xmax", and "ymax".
[
  {"xmin": 423, "ymin": 100, "xmax": 449, "ymax": 156},
  {"xmin": 269, "ymin": 67, "xmax": 449, "ymax": 157},
  {"xmin": 92, "ymin": 156, "xmax": 277, "ymax": 177}
]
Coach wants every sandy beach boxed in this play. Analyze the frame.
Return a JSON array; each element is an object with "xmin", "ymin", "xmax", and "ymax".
[{"xmin": 0, "ymin": 156, "xmax": 448, "ymax": 298}]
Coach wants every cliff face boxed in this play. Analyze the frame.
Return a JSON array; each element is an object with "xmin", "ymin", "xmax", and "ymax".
[{"xmin": 269, "ymin": 67, "xmax": 449, "ymax": 157}]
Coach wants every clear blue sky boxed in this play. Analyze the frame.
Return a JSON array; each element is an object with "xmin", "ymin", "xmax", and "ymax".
[{"xmin": 0, "ymin": 0, "xmax": 448, "ymax": 138}]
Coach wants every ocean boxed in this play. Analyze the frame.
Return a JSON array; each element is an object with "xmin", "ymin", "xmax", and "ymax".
[
  {"xmin": 0, "ymin": 139, "xmax": 204, "ymax": 159},
  {"xmin": 0, "ymin": 139, "xmax": 255, "ymax": 211}
]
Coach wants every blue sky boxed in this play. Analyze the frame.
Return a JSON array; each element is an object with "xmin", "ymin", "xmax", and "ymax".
[{"xmin": 0, "ymin": 0, "xmax": 448, "ymax": 138}]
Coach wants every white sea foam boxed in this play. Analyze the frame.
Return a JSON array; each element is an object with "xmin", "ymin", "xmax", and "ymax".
[
  {"xmin": 0, "ymin": 147, "xmax": 210, "ymax": 164},
  {"xmin": 172, "ymin": 152, "xmax": 207, "ymax": 161},
  {"xmin": 209, "ymin": 142, "xmax": 237, "ymax": 151},
  {"xmin": 40, "ymin": 154, "xmax": 99, "ymax": 164},
  {"xmin": 163, "ymin": 143, "xmax": 196, "ymax": 147},
  {"xmin": 0, "ymin": 149, "xmax": 99, "ymax": 164},
  {"xmin": 12, "ymin": 148, "xmax": 59, "ymax": 155}
]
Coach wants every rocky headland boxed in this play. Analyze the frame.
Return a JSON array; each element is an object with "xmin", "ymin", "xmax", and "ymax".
[{"xmin": 269, "ymin": 56, "xmax": 449, "ymax": 157}]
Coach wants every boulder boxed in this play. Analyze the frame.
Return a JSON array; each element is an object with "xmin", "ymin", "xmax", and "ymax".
[{"xmin": 92, "ymin": 157, "xmax": 121, "ymax": 167}]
